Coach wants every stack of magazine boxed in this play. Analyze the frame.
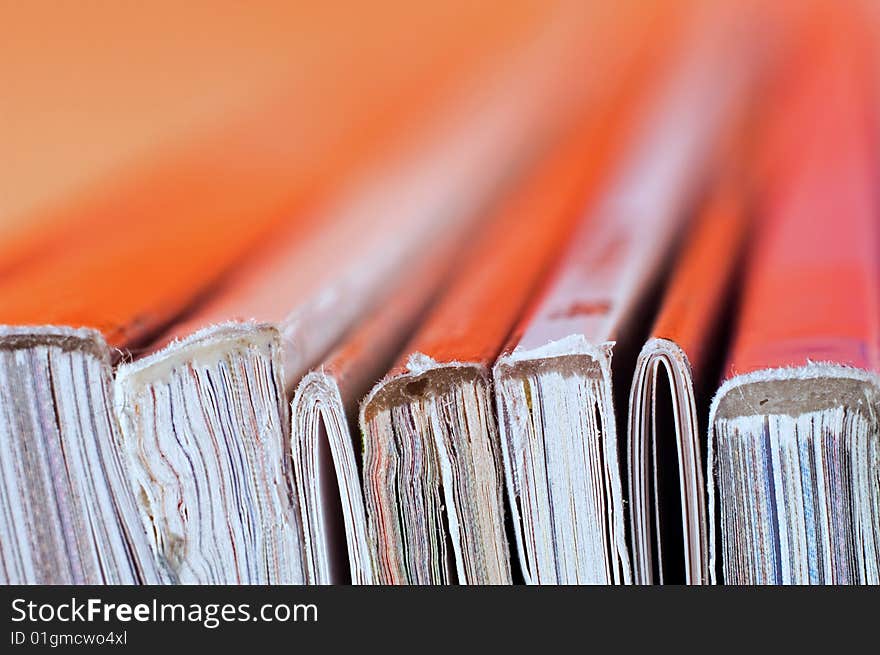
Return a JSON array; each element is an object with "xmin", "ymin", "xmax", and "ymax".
[{"xmin": 1, "ymin": 1, "xmax": 877, "ymax": 585}]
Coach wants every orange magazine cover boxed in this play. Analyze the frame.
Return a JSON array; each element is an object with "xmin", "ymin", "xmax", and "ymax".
[
  {"xmin": 707, "ymin": 13, "xmax": 880, "ymax": 584},
  {"xmin": 0, "ymin": 2, "xmax": 561, "ymax": 349}
]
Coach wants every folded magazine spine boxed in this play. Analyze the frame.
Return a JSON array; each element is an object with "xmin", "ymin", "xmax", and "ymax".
[
  {"xmin": 291, "ymin": 371, "xmax": 373, "ymax": 585},
  {"xmin": 627, "ymin": 175, "xmax": 749, "ymax": 585}
]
